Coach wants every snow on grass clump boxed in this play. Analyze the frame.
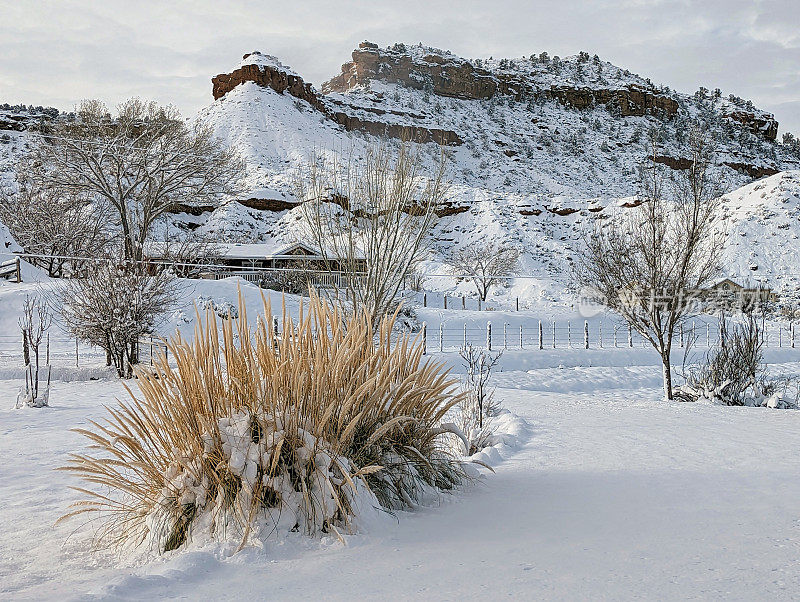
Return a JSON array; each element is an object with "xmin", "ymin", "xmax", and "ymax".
[
  {"xmin": 467, "ymin": 409, "xmax": 531, "ymax": 468},
  {"xmin": 59, "ymin": 291, "xmax": 469, "ymax": 554}
]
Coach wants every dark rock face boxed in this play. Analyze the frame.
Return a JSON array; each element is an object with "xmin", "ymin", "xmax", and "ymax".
[
  {"xmin": 652, "ymin": 155, "xmax": 693, "ymax": 170},
  {"xmin": 324, "ymin": 46, "xmax": 506, "ymax": 100},
  {"xmin": 548, "ymin": 85, "xmax": 678, "ymax": 117},
  {"xmin": 211, "ymin": 53, "xmax": 463, "ymax": 146},
  {"xmin": 652, "ymin": 155, "xmax": 779, "ymax": 179},
  {"xmin": 323, "ymin": 45, "xmax": 678, "ymax": 118},
  {"xmin": 0, "ymin": 115, "xmax": 29, "ymax": 132},
  {"xmin": 166, "ymin": 202, "xmax": 216, "ymax": 216},
  {"xmin": 725, "ymin": 110, "xmax": 778, "ymax": 141},
  {"xmin": 236, "ymin": 197, "xmax": 298, "ymax": 212},
  {"xmin": 212, "ymin": 57, "xmax": 319, "ymax": 105},
  {"xmin": 326, "ymin": 110, "xmax": 463, "ymax": 145},
  {"xmin": 722, "ymin": 162, "xmax": 780, "ymax": 179}
]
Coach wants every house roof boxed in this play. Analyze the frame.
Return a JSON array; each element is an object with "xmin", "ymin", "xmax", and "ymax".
[
  {"xmin": 708, "ymin": 277, "xmax": 743, "ymax": 289},
  {"xmin": 145, "ymin": 239, "xmax": 364, "ymax": 261},
  {"xmin": 216, "ymin": 241, "xmax": 324, "ymax": 260}
]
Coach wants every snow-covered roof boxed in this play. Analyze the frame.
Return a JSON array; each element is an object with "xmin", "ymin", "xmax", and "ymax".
[
  {"xmin": 708, "ymin": 277, "xmax": 743, "ymax": 289},
  {"xmin": 217, "ymin": 241, "xmax": 322, "ymax": 260}
]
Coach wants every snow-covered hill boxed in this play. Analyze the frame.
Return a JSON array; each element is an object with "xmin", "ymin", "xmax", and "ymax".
[
  {"xmin": 717, "ymin": 171, "xmax": 800, "ymax": 296},
  {"xmin": 182, "ymin": 44, "xmax": 800, "ymax": 303},
  {"xmin": 4, "ymin": 44, "xmax": 800, "ymax": 303}
]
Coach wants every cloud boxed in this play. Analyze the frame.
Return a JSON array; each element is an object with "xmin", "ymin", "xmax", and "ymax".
[{"xmin": 0, "ymin": 0, "xmax": 797, "ymax": 134}]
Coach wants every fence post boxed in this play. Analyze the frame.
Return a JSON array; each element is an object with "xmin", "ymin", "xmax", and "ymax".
[
  {"xmin": 538, "ymin": 320, "xmax": 543, "ymax": 350},
  {"xmin": 439, "ymin": 323, "xmax": 443, "ymax": 352},
  {"xmin": 463, "ymin": 323, "xmax": 467, "ymax": 348},
  {"xmin": 552, "ymin": 321, "xmax": 556, "ymax": 348},
  {"xmin": 599, "ymin": 321, "xmax": 603, "ymax": 349},
  {"xmin": 15, "ymin": 256, "xmax": 20, "ymax": 283},
  {"xmin": 503, "ymin": 323, "xmax": 508, "ymax": 349},
  {"xmin": 444, "ymin": 294, "xmax": 447, "ymax": 310},
  {"xmin": 422, "ymin": 322, "xmax": 427, "ymax": 355},
  {"xmin": 628, "ymin": 324, "xmax": 633, "ymax": 347},
  {"xmin": 584, "ymin": 321, "xmax": 589, "ymax": 349},
  {"xmin": 519, "ymin": 325, "xmax": 523, "ymax": 349},
  {"xmin": 567, "ymin": 321, "xmax": 571, "ymax": 347},
  {"xmin": 779, "ymin": 325, "xmax": 782, "ymax": 348},
  {"xmin": 486, "ymin": 322, "xmax": 492, "ymax": 351},
  {"xmin": 792, "ymin": 322, "xmax": 795, "ymax": 348},
  {"xmin": 423, "ymin": 293, "xmax": 427, "ymax": 308},
  {"xmin": 462, "ymin": 295, "xmax": 465, "ymax": 310},
  {"xmin": 516, "ymin": 297, "xmax": 519, "ymax": 311}
]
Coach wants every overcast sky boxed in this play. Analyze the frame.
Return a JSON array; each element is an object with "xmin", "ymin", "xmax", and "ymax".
[{"xmin": 1, "ymin": 0, "xmax": 798, "ymax": 135}]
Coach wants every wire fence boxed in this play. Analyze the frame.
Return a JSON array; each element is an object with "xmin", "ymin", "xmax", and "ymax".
[
  {"xmin": 0, "ymin": 318, "xmax": 796, "ymax": 375},
  {"xmin": 0, "ymin": 334, "xmax": 167, "ymax": 371},
  {"xmin": 416, "ymin": 319, "xmax": 800, "ymax": 354}
]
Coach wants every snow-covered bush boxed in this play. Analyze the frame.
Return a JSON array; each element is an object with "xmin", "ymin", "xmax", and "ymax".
[
  {"xmin": 60, "ymin": 292, "xmax": 466, "ymax": 553},
  {"xmin": 196, "ymin": 295, "xmax": 239, "ymax": 320},
  {"xmin": 58, "ymin": 262, "xmax": 177, "ymax": 378},
  {"xmin": 678, "ymin": 314, "xmax": 791, "ymax": 408}
]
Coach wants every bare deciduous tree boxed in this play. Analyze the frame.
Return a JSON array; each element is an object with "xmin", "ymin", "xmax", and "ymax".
[
  {"xmin": 295, "ymin": 141, "xmax": 447, "ymax": 326},
  {"xmin": 57, "ymin": 260, "xmax": 178, "ymax": 378},
  {"xmin": 447, "ymin": 243, "xmax": 520, "ymax": 301},
  {"xmin": 27, "ymin": 98, "xmax": 243, "ymax": 263},
  {"xmin": 18, "ymin": 294, "xmax": 52, "ymax": 406},
  {"xmin": 578, "ymin": 127, "xmax": 725, "ymax": 400},
  {"xmin": 458, "ymin": 344, "xmax": 503, "ymax": 454},
  {"xmin": 0, "ymin": 174, "xmax": 108, "ymax": 277}
]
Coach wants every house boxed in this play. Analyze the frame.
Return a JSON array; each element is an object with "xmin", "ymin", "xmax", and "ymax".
[
  {"xmin": 146, "ymin": 240, "xmax": 364, "ymax": 273},
  {"xmin": 703, "ymin": 277, "xmax": 777, "ymax": 309},
  {"xmin": 707, "ymin": 277, "xmax": 744, "ymax": 294},
  {"xmin": 213, "ymin": 241, "xmax": 366, "ymax": 273}
]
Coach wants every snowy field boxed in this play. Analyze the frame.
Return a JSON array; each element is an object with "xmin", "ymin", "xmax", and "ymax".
[{"xmin": 2, "ymin": 348, "xmax": 800, "ymax": 600}]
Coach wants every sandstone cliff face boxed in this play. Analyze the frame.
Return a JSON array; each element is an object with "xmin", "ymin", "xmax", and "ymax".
[
  {"xmin": 212, "ymin": 55, "xmax": 320, "ymax": 105},
  {"xmin": 324, "ymin": 43, "xmax": 508, "ymax": 100},
  {"xmin": 724, "ymin": 109, "xmax": 779, "ymax": 141},
  {"xmin": 211, "ymin": 52, "xmax": 463, "ymax": 146},
  {"xmin": 323, "ymin": 43, "xmax": 679, "ymax": 118},
  {"xmin": 547, "ymin": 85, "xmax": 677, "ymax": 117}
]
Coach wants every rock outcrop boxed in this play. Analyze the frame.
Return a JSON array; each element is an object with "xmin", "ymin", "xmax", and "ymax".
[
  {"xmin": 211, "ymin": 52, "xmax": 463, "ymax": 146},
  {"xmin": 547, "ymin": 85, "xmax": 677, "ymax": 117},
  {"xmin": 323, "ymin": 42, "xmax": 678, "ymax": 118},
  {"xmin": 212, "ymin": 55, "xmax": 319, "ymax": 105},
  {"xmin": 724, "ymin": 110, "xmax": 779, "ymax": 141},
  {"xmin": 652, "ymin": 154, "xmax": 779, "ymax": 179},
  {"xmin": 324, "ymin": 42, "xmax": 509, "ymax": 100}
]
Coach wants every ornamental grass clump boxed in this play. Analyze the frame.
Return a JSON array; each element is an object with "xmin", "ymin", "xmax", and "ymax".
[{"xmin": 60, "ymin": 291, "xmax": 466, "ymax": 553}]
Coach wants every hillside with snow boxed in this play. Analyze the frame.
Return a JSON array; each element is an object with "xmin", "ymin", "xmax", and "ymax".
[
  {"xmin": 3, "ymin": 44, "xmax": 800, "ymax": 303},
  {"xmin": 184, "ymin": 44, "xmax": 800, "ymax": 299}
]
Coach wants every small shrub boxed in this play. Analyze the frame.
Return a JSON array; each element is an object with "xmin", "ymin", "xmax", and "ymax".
[
  {"xmin": 457, "ymin": 345, "xmax": 503, "ymax": 454},
  {"xmin": 60, "ymin": 291, "xmax": 466, "ymax": 553},
  {"xmin": 680, "ymin": 314, "xmax": 770, "ymax": 405}
]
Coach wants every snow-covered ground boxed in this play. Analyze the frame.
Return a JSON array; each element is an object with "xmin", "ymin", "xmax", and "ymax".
[{"xmin": 3, "ymin": 347, "xmax": 800, "ymax": 600}]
